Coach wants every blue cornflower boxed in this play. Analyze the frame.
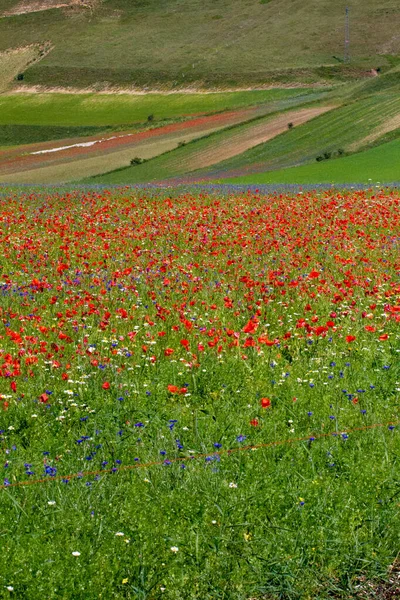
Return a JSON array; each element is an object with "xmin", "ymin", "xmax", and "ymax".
[
  {"xmin": 388, "ymin": 425, "xmax": 395, "ymax": 431},
  {"xmin": 236, "ymin": 435, "xmax": 247, "ymax": 443},
  {"xmin": 44, "ymin": 466, "xmax": 57, "ymax": 477},
  {"xmin": 176, "ymin": 439, "xmax": 184, "ymax": 450},
  {"xmin": 309, "ymin": 383, "xmax": 315, "ymax": 388},
  {"xmin": 360, "ymin": 409, "xmax": 367, "ymax": 414},
  {"xmin": 342, "ymin": 433, "xmax": 349, "ymax": 440},
  {"xmin": 134, "ymin": 422, "xmax": 144, "ymax": 428},
  {"xmin": 163, "ymin": 459, "xmax": 171, "ymax": 466},
  {"xmin": 330, "ymin": 362, "xmax": 336, "ymax": 367},
  {"xmin": 307, "ymin": 412, "xmax": 313, "ymax": 417},
  {"xmin": 160, "ymin": 450, "xmax": 166, "ymax": 456},
  {"xmin": 213, "ymin": 442, "xmax": 222, "ymax": 449}
]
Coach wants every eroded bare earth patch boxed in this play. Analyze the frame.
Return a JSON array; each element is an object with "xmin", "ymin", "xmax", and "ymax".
[{"xmin": 2, "ymin": 0, "xmax": 100, "ymax": 17}]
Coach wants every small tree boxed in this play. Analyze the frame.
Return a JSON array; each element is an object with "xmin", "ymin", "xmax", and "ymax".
[
  {"xmin": 147, "ymin": 114, "xmax": 154, "ymax": 122},
  {"xmin": 288, "ymin": 122, "xmax": 294, "ymax": 130}
]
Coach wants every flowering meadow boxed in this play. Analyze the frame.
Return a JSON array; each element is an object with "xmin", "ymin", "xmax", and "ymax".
[{"xmin": 0, "ymin": 187, "xmax": 399, "ymax": 599}]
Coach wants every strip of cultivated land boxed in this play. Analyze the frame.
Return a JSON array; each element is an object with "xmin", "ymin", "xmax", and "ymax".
[
  {"xmin": 0, "ymin": 90, "xmax": 322, "ymax": 183},
  {"xmin": 174, "ymin": 92, "xmax": 400, "ymax": 183},
  {"xmin": 0, "ymin": 89, "xmax": 313, "ymax": 127},
  {"xmin": 86, "ymin": 105, "xmax": 335, "ymax": 185}
]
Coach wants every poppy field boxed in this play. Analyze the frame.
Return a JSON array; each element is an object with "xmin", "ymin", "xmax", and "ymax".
[{"xmin": 0, "ymin": 186, "xmax": 399, "ymax": 599}]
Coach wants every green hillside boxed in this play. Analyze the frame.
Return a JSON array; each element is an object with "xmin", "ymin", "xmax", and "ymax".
[
  {"xmin": 0, "ymin": 0, "xmax": 399, "ymax": 89},
  {"xmin": 219, "ymin": 136, "xmax": 400, "ymax": 185},
  {"xmin": 87, "ymin": 89, "xmax": 400, "ymax": 184}
]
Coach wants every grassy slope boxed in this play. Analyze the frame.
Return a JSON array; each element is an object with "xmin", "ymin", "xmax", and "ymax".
[
  {"xmin": 0, "ymin": 0, "xmax": 399, "ymax": 88},
  {"xmin": 0, "ymin": 45, "xmax": 40, "ymax": 92},
  {"xmin": 84, "ymin": 93, "xmax": 328, "ymax": 184},
  {"xmin": 219, "ymin": 136, "xmax": 400, "ymax": 184},
  {"xmin": 88, "ymin": 88, "xmax": 400, "ymax": 184},
  {"xmin": 184, "ymin": 91, "xmax": 400, "ymax": 181},
  {"xmin": 0, "ymin": 89, "xmax": 309, "ymax": 127}
]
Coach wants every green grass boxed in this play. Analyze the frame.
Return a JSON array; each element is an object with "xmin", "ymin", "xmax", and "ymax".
[
  {"xmin": 219, "ymin": 136, "xmax": 400, "ymax": 185},
  {"xmin": 0, "ymin": 124, "xmax": 117, "ymax": 147},
  {"xmin": 0, "ymin": 0, "xmax": 399, "ymax": 88},
  {"xmin": 0, "ymin": 89, "xmax": 310, "ymax": 127}
]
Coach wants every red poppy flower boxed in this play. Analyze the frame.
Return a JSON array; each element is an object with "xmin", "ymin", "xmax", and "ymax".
[
  {"xmin": 102, "ymin": 382, "xmax": 110, "ymax": 390},
  {"xmin": 260, "ymin": 398, "xmax": 271, "ymax": 409},
  {"xmin": 346, "ymin": 335, "xmax": 356, "ymax": 343},
  {"xmin": 167, "ymin": 385, "xmax": 179, "ymax": 394}
]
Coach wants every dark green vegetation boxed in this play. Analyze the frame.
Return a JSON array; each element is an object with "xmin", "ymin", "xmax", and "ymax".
[
  {"xmin": 0, "ymin": 123, "xmax": 115, "ymax": 147},
  {"xmin": 0, "ymin": 0, "xmax": 399, "ymax": 89}
]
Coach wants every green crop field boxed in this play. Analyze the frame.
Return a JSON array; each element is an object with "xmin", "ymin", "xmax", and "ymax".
[
  {"xmin": 0, "ymin": 90, "xmax": 308, "ymax": 127},
  {"xmin": 0, "ymin": 0, "xmax": 399, "ymax": 90},
  {"xmin": 219, "ymin": 136, "xmax": 400, "ymax": 185}
]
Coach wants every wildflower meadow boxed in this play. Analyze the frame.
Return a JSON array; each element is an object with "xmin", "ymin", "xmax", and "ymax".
[{"xmin": 0, "ymin": 187, "xmax": 399, "ymax": 599}]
